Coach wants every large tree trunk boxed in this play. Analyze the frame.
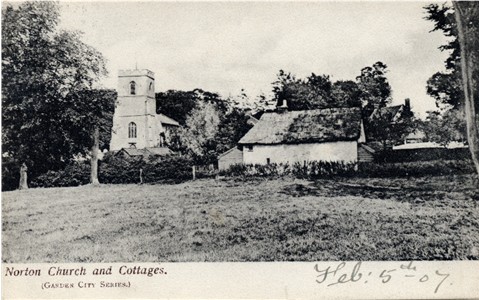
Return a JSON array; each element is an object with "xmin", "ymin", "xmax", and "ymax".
[
  {"xmin": 453, "ymin": 1, "xmax": 479, "ymax": 176},
  {"xmin": 18, "ymin": 163, "xmax": 28, "ymax": 190},
  {"xmin": 90, "ymin": 126, "xmax": 100, "ymax": 185}
]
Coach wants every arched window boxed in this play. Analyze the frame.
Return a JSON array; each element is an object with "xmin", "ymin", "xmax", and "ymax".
[
  {"xmin": 128, "ymin": 122, "xmax": 137, "ymax": 138},
  {"xmin": 130, "ymin": 81, "xmax": 136, "ymax": 95}
]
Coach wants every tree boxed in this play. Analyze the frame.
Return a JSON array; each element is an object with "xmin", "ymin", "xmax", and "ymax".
[
  {"xmin": 214, "ymin": 109, "xmax": 253, "ymax": 154},
  {"xmin": 420, "ymin": 110, "xmax": 466, "ymax": 146},
  {"xmin": 331, "ymin": 80, "xmax": 362, "ymax": 108},
  {"xmin": 452, "ymin": 1, "xmax": 479, "ymax": 175},
  {"xmin": 424, "ymin": 2, "xmax": 479, "ymax": 174},
  {"xmin": 272, "ymin": 70, "xmax": 361, "ymax": 110},
  {"xmin": 178, "ymin": 101, "xmax": 221, "ymax": 164},
  {"xmin": 424, "ymin": 3, "xmax": 464, "ymax": 110},
  {"xmin": 156, "ymin": 90, "xmax": 199, "ymax": 125},
  {"xmin": 355, "ymin": 62, "xmax": 410, "ymax": 148},
  {"xmin": 67, "ymin": 89, "xmax": 116, "ymax": 185},
  {"xmin": 356, "ymin": 61, "xmax": 392, "ymax": 112},
  {"xmin": 2, "ymin": 1, "xmax": 108, "ymax": 188},
  {"xmin": 367, "ymin": 102, "xmax": 416, "ymax": 150}
]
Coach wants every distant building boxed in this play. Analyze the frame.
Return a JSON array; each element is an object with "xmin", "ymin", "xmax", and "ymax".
[
  {"xmin": 238, "ymin": 107, "xmax": 366, "ymax": 165},
  {"xmin": 218, "ymin": 147, "xmax": 243, "ymax": 170},
  {"xmin": 403, "ymin": 130, "xmax": 427, "ymax": 144},
  {"xmin": 114, "ymin": 147, "xmax": 174, "ymax": 159},
  {"xmin": 110, "ymin": 69, "xmax": 179, "ymax": 153},
  {"xmin": 369, "ymin": 98, "xmax": 412, "ymax": 125}
]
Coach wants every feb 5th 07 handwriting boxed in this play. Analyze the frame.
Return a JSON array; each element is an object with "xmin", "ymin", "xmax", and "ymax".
[{"xmin": 314, "ymin": 261, "xmax": 451, "ymax": 294}]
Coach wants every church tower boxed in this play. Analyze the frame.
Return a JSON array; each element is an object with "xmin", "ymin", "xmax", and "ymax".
[{"xmin": 110, "ymin": 69, "xmax": 160, "ymax": 151}]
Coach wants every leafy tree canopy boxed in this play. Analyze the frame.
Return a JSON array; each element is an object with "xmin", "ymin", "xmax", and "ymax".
[
  {"xmin": 419, "ymin": 110, "xmax": 466, "ymax": 146},
  {"xmin": 2, "ymin": 1, "xmax": 108, "ymax": 179},
  {"xmin": 424, "ymin": 3, "xmax": 479, "ymax": 111},
  {"xmin": 356, "ymin": 61, "xmax": 392, "ymax": 111},
  {"xmin": 272, "ymin": 70, "xmax": 362, "ymax": 110},
  {"xmin": 177, "ymin": 101, "xmax": 221, "ymax": 164}
]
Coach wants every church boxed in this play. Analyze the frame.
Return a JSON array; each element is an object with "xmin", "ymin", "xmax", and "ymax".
[{"xmin": 109, "ymin": 69, "xmax": 179, "ymax": 154}]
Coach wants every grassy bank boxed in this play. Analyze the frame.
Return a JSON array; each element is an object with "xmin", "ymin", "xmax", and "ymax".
[{"xmin": 2, "ymin": 174, "xmax": 478, "ymax": 262}]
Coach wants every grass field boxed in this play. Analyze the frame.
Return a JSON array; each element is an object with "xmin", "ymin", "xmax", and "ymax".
[{"xmin": 2, "ymin": 174, "xmax": 479, "ymax": 262}]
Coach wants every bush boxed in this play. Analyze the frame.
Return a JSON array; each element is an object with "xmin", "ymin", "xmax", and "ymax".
[
  {"xmin": 376, "ymin": 148, "xmax": 471, "ymax": 163},
  {"xmin": 26, "ymin": 154, "xmax": 194, "ymax": 189},
  {"xmin": 220, "ymin": 161, "xmax": 357, "ymax": 179},
  {"xmin": 2, "ymin": 158, "xmax": 20, "ymax": 191},
  {"xmin": 30, "ymin": 161, "xmax": 90, "ymax": 188},
  {"xmin": 220, "ymin": 159, "xmax": 475, "ymax": 180},
  {"xmin": 358, "ymin": 159, "xmax": 475, "ymax": 177},
  {"xmin": 99, "ymin": 155, "xmax": 194, "ymax": 184}
]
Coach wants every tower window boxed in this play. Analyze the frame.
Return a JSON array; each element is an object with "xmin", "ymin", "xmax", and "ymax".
[
  {"xmin": 149, "ymin": 82, "xmax": 153, "ymax": 91},
  {"xmin": 128, "ymin": 122, "xmax": 137, "ymax": 138},
  {"xmin": 130, "ymin": 81, "xmax": 136, "ymax": 95}
]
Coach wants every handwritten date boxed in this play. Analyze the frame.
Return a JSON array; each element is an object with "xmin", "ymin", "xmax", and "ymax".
[{"xmin": 314, "ymin": 261, "xmax": 450, "ymax": 294}]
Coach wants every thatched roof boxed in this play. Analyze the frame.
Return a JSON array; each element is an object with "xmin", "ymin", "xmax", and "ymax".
[
  {"xmin": 117, "ymin": 147, "xmax": 173, "ymax": 157},
  {"xmin": 218, "ymin": 147, "xmax": 241, "ymax": 158},
  {"xmin": 238, "ymin": 107, "xmax": 362, "ymax": 145}
]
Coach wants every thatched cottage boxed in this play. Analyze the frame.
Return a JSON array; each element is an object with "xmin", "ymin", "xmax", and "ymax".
[{"xmin": 237, "ymin": 107, "xmax": 366, "ymax": 165}]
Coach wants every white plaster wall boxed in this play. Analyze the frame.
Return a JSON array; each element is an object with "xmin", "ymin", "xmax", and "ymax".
[{"xmin": 242, "ymin": 141, "xmax": 358, "ymax": 165}]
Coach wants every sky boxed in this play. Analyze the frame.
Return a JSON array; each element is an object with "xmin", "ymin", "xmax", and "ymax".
[{"xmin": 58, "ymin": 1, "xmax": 452, "ymax": 118}]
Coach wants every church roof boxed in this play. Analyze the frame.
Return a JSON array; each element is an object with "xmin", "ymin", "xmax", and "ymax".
[
  {"xmin": 157, "ymin": 113, "xmax": 180, "ymax": 126},
  {"xmin": 120, "ymin": 148, "xmax": 148, "ymax": 156},
  {"xmin": 144, "ymin": 147, "xmax": 174, "ymax": 156},
  {"xmin": 117, "ymin": 147, "xmax": 174, "ymax": 157},
  {"xmin": 238, "ymin": 107, "xmax": 362, "ymax": 145}
]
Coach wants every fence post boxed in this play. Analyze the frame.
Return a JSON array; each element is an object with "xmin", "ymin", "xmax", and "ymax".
[{"xmin": 192, "ymin": 165, "xmax": 196, "ymax": 180}]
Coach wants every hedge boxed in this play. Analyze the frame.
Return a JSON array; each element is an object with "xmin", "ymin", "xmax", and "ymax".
[
  {"xmin": 220, "ymin": 161, "xmax": 357, "ymax": 179},
  {"xmin": 376, "ymin": 147, "xmax": 471, "ymax": 163},
  {"xmin": 4, "ymin": 157, "xmax": 476, "ymax": 190},
  {"xmin": 220, "ymin": 159, "xmax": 475, "ymax": 179},
  {"xmin": 358, "ymin": 159, "xmax": 475, "ymax": 177},
  {"xmin": 28, "ymin": 155, "xmax": 195, "ymax": 188}
]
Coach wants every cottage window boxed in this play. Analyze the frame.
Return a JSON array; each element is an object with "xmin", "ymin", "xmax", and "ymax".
[
  {"xmin": 128, "ymin": 122, "xmax": 137, "ymax": 138},
  {"xmin": 266, "ymin": 158, "xmax": 271, "ymax": 164},
  {"xmin": 246, "ymin": 145, "xmax": 253, "ymax": 152},
  {"xmin": 130, "ymin": 81, "xmax": 136, "ymax": 95}
]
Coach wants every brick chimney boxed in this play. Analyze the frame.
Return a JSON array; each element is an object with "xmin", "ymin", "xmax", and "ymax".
[{"xmin": 404, "ymin": 98, "xmax": 411, "ymax": 110}]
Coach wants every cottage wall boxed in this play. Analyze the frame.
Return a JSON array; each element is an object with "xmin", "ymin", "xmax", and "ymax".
[{"xmin": 242, "ymin": 141, "xmax": 358, "ymax": 165}]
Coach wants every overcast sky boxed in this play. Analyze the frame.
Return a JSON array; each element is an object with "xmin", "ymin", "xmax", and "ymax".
[{"xmin": 58, "ymin": 1, "xmax": 451, "ymax": 117}]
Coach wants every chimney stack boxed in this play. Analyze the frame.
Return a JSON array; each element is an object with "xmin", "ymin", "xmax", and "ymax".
[{"xmin": 404, "ymin": 98, "xmax": 410, "ymax": 110}]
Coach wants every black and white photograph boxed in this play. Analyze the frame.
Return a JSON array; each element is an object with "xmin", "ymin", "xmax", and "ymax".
[{"xmin": 1, "ymin": 0, "xmax": 479, "ymax": 297}]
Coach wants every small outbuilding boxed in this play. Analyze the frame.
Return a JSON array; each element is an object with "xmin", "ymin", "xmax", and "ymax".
[
  {"xmin": 238, "ymin": 107, "xmax": 366, "ymax": 165},
  {"xmin": 218, "ymin": 147, "xmax": 243, "ymax": 170},
  {"xmin": 114, "ymin": 147, "xmax": 174, "ymax": 160}
]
